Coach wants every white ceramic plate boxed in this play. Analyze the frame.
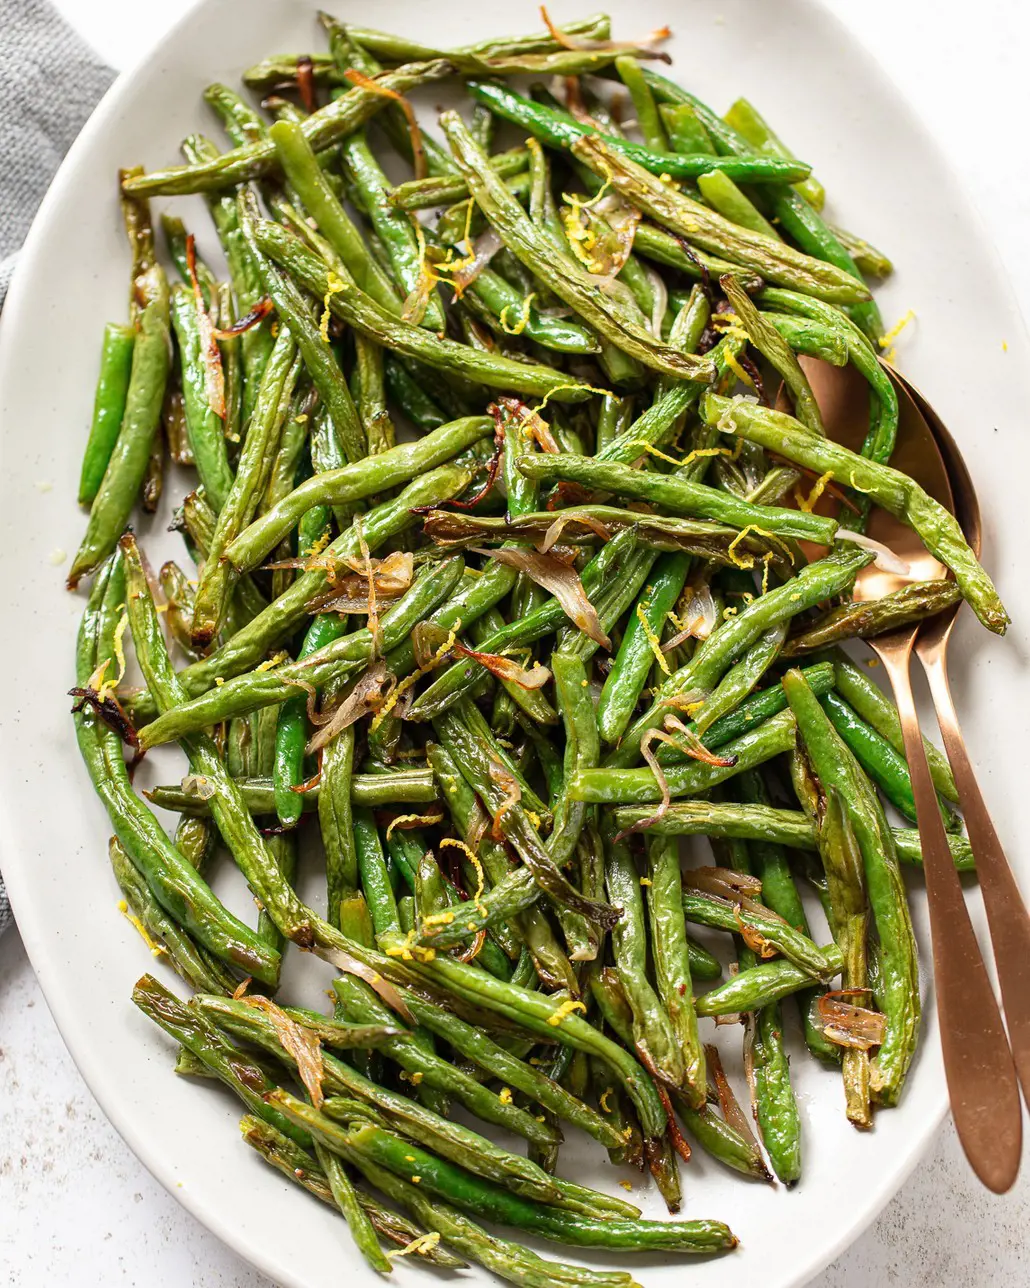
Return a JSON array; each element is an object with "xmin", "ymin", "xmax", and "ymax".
[{"xmin": 2, "ymin": 1, "xmax": 1028, "ymax": 1285}]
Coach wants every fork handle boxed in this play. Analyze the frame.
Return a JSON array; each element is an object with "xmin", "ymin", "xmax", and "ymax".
[
  {"xmin": 918, "ymin": 645, "xmax": 1030, "ymax": 1112},
  {"xmin": 876, "ymin": 640, "xmax": 1021, "ymax": 1192}
]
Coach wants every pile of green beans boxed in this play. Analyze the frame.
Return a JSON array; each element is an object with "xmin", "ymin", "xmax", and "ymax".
[{"xmin": 68, "ymin": 12, "xmax": 992, "ymax": 1283}]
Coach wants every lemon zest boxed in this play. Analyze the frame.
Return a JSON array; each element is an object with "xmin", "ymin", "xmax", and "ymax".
[
  {"xmin": 256, "ymin": 651, "xmax": 289, "ymax": 672},
  {"xmin": 547, "ymin": 998, "xmax": 587, "ymax": 1027},
  {"xmin": 723, "ymin": 348, "xmax": 754, "ymax": 388},
  {"xmin": 878, "ymin": 309, "xmax": 915, "ymax": 364},
  {"xmin": 306, "ymin": 528, "xmax": 331, "ymax": 558},
  {"xmin": 795, "ymin": 469, "xmax": 835, "ymax": 513},
  {"xmin": 385, "ymin": 929, "xmax": 436, "ymax": 963},
  {"xmin": 599, "ymin": 1087, "xmax": 614, "ymax": 1114},
  {"xmin": 538, "ymin": 381, "xmax": 611, "ymax": 411},
  {"xmin": 385, "ymin": 811, "xmax": 444, "ymax": 842},
  {"xmin": 440, "ymin": 837, "xmax": 486, "ymax": 914},
  {"xmin": 370, "ymin": 621, "xmax": 460, "ymax": 733},
  {"xmin": 761, "ymin": 552, "xmax": 774, "ymax": 596},
  {"xmin": 388, "ymin": 1232, "xmax": 441, "ymax": 1260},
  {"xmin": 117, "ymin": 900, "xmax": 166, "ymax": 958},
  {"xmin": 727, "ymin": 524, "xmax": 794, "ymax": 571},
  {"xmin": 499, "ymin": 292, "xmax": 535, "ymax": 336},
  {"xmin": 319, "ymin": 272, "xmax": 347, "ymax": 343},
  {"xmin": 498, "ymin": 1086, "xmax": 513, "ymax": 1105},
  {"xmin": 636, "ymin": 602, "xmax": 671, "ymax": 676}
]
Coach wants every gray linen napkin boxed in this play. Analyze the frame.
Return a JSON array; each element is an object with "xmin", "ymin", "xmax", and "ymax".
[{"xmin": 0, "ymin": 0, "xmax": 115, "ymax": 930}]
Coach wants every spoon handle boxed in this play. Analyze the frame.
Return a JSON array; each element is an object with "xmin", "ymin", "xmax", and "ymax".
[
  {"xmin": 917, "ymin": 643, "xmax": 1030, "ymax": 1111},
  {"xmin": 875, "ymin": 636, "xmax": 1021, "ymax": 1192}
]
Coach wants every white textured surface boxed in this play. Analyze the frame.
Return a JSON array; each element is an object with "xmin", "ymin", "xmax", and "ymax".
[{"xmin": 5, "ymin": 0, "xmax": 1030, "ymax": 1284}]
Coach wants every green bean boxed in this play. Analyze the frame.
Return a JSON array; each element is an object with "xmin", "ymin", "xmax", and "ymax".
[
  {"xmin": 575, "ymin": 709, "xmax": 799, "ymax": 806},
  {"xmin": 343, "ymin": 14, "xmax": 614, "ymax": 64},
  {"xmin": 302, "ymin": 1113, "xmax": 736, "ymax": 1254},
  {"xmin": 601, "ymin": 819, "xmax": 685, "ymax": 1087},
  {"xmin": 392, "ymin": 983, "xmax": 621, "ymax": 1148},
  {"xmin": 339, "ymin": 129, "xmax": 445, "ymax": 329},
  {"xmin": 123, "ymin": 62, "xmax": 453, "ymax": 197},
  {"xmin": 466, "ymin": 80, "xmax": 809, "ymax": 184},
  {"xmin": 597, "ymin": 552, "xmax": 691, "ymax": 745},
  {"xmin": 72, "ymin": 554, "xmax": 280, "ymax": 984},
  {"xmin": 697, "ymin": 169, "xmax": 778, "ymax": 238},
  {"xmin": 632, "ymin": 222, "xmax": 764, "ymax": 287},
  {"xmin": 440, "ymin": 111, "xmax": 715, "ymax": 383},
  {"xmin": 138, "ymin": 558, "xmax": 464, "ymax": 749},
  {"xmin": 68, "ymin": 251, "xmax": 170, "ymax": 585},
  {"xmin": 783, "ymin": 580, "xmax": 962, "ymax": 657},
  {"xmin": 352, "ymin": 335, "xmax": 395, "ymax": 453},
  {"xmin": 611, "ymin": 798, "xmax": 976, "ymax": 874},
  {"xmin": 645, "ymin": 834, "xmax": 706, "ymax": 1103},
  {"xmin": 240, "ymin": 202, "xmax": 367, "ymax": 466},
  {"xmin": 434, "ymin": 701, "xmax": 614, "ymax": 927},
  {"xmin": 615, "ymin": 56, "xmax": 668, "ymax": 151},
  {"xmin": 78, "ymin": 323, "xmax": 136, "ymax": 506},
  {"xmin": 816, "ymin": 786, "xmax": 874, "ymax": 1126},
  {"xmin": 821, "ymin": 690, "xmax": 959, "ymax": 830},
  {"xmin": 682, "ymin": 889, "xmax": 840, "ymax": 983},
  {"xmin": 723, "ymin": 97, "xmax": 826, "ymax": 211},
  {"xmin": 721, "ymin": 275, "xmax": 823, "ymax": 433},
  {"xmin": 641, "ymin": 70, "xmax": 882, "ymax": 339},
  {"xmin": 255, "ymin": 217, "xmax": 596, "ymax": 401},
  {"xmin": 108, "ymin": 837, "xmax": 238, "ymax": 996},
  {"xmin": 571, "ymin": 134, "xmax": 867, "ymax": 305},
  {"xmin": 133, "ymin": 977, "xmax": 315, "ymax": 1148},
  {"xmin": 659, "ymin": 102, "xmax": 715, "ymax": 154},
  {"xmin": 168, "ymin": 285, "xmax": 235, "ymax": 510},
  {"xmin": 516, "ymin": 452, "xmax": 837, "ymax": 544},
  {"xmin": 607, "ymin": 546, "xmax": 874, "ymax": 769},
  {"xmin": 828, "ymin": 224, "xmax": 894, "ymax": 278},
  {"xmin": 422, "ymin": 505, "xmax": 796, "ymax": 572},
  {"xmin": 695, "ymin": 949, "xmax": 843, "ymax": 1016},
  {"xmin": 547, "ymin": 654, "xmax": 601, "ymax": 874},
  {"xmin": 783, "ymin": 668, "xmax": 919, "ymax": 1106},
  {"xmin": 390, "ymin": 147, "xmax": 528, "ymax": 209},
  {"xmin": 706, "ymin": 392, "xmax": 1006, "ymax": 631},
  {"xmin": 223, "ymin": 416, "xmax": 489, "ymax": 586},
  {"xmin": 312, "ymin": 1141, "xmax": 392, "ymax": 1275},
  {"xmin": 831, "ymin": 649, "xmax": 959, "ymax": 803},
  {"xmin": 189, "ymin": 328, "xmax": 299, "ymax": 645},
  {"xmin": 693, "ymin": 622, "xmax": 788, "ymax": 736}
]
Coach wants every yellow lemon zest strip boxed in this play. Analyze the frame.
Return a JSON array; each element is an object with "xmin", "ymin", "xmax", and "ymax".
[
  {"xmin": 636, "ymin": 602, "xmax": 671, "ymax": 676},
  {"xmin": 795, "ymin": 469, "xmax": 835, "ymax": 513},
  {"xmin": 319, "ymin": 272, "xmax": 347, "ymax": 343},
  {"xmin": 117, "ymin": 900, "xmax": 166, "ymax": 958},
  {"xmin": 439, "ymin": 836, "xmax": 486, "ymax": 914},
  {"xmin": 547, "ymin": 998, "xmax": 587, "ymax": 1027}
]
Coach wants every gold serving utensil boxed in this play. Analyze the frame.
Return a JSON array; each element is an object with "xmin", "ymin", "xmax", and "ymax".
[
  {"xmin": 887, "ymin": 368, "xmax": 1030, "ymax": 1118},
  {"xmin": 805, "ymin": 360, "xmax": 1021, "ymax": 1193}
]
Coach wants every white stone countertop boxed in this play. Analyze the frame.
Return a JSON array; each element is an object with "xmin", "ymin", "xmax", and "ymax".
[{"xmin": 4, "ymin": 0, "xmax": 1030, "ymax": 1284}]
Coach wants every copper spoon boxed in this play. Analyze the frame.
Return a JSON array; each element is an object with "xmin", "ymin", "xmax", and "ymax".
[
  {"xmin": 889, "ymin": 368, "xmax": 1030, "ymax": 1119},
  {"xmin": 805, "ymin": 360, "xmax": 1021, "ymax": 1193}
]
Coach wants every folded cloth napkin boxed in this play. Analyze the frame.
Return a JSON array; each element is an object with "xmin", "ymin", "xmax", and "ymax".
[{"xmin": 0, "ymin": 0, "xmax": 114, "ymax": 930}]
